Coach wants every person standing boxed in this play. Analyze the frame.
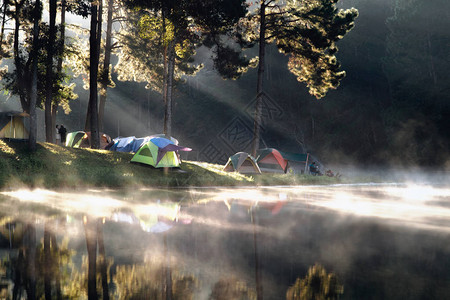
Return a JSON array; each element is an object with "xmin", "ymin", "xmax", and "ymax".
[
  {"xmin": 309, "ymin": 161, "xmax": 318, "ymax": 175},
  {"xmin": 59, "ymin": 125, "xmax": 67, "ymax": 146},
  {"xmin": 55, "ymin": 125, "xmax": 61, "ymax": 145}
]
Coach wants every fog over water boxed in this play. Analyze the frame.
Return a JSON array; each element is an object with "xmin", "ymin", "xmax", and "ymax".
[{"xmin": 1, "ymin": 183, "xmax": 450, "ymax": 299}]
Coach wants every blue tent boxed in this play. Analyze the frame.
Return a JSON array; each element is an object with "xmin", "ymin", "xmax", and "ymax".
[
  {"xmin": 109, "ymin": 136, "xmax": 136, "ymax": 152},
  {"xmin": 109, "ymin": 135, "xmax": 180, "ymax": 153},
  {"xmin": 148, "ymin": 134, "xmax": 178, "ymax": 145},
  {"xmin": 130, "ymin": 137, "xmax": 150, "ymax": 152},
  {"xmin": 150, "ymin": 137, "xmax": 173, "ymax": 149}
]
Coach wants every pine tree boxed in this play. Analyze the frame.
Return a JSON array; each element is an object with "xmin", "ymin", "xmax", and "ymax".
[
  {"xmin": 44, "ymin": 0, "xmax": 57, "ymax": 143},
  {"xmin": 87, "ymin": 0, "xmax": 101, "ymax": 149},
  {"xmin": 238, "ymin": 0, "xmax": 358, "ymax": 155},
  {"xmin": 28, "ymin": 0, "xmax": 40, "ymax": 151},
  {"xmin": 120, "ymin": 0, "xmax": 247, "ymax": 137},
  {"xmin": 0, "ymin": 0, "xmax": 77, "ymax": 148},
  {"xmin": 98, "ymin": 0, "xmax": 116, "ymax": 133}
]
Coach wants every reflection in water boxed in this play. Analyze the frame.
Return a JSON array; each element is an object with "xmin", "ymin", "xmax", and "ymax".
[
  {"xmin": 209, "ymin": 277, "xmax": 256, "ymax": 300},
  {"xmin": 9, "ymin": 222, "xmax": 36, "ymax": 300},
  {"xmin": 0, "ymin": 184, "xmax": 450, "ymax": 299},
  {"xmin": 286, "ymin": 264, "xmax": 343, "ymax": 300},
  {"xmin": 114, "ymin": 259, "xmax": 197, "ymax": 300}
]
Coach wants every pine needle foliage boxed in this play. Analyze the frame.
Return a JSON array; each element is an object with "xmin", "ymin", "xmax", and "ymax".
[{"xmin": 241, "ymin": 0, "xmax": 358, "ymax": 98}]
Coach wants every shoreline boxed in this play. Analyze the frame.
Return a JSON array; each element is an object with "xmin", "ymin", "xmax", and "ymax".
[{"xmin": 0, "ymin": 140, "xmax": 348, "ymax": 191}]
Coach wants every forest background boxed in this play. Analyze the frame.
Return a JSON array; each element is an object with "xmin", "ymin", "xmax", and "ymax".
[{"xmin": 1, "ymin": 0, "xmax": 449, "ymax": 168}]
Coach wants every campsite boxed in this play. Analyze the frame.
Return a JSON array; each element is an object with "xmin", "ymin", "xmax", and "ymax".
[
  {"xmin": 0, "ymin": 139, "xmax": 343, "ymax": 190},
  {"xmin": 0, "ymin": 106, "xmax": 338, "ymax": 189}
]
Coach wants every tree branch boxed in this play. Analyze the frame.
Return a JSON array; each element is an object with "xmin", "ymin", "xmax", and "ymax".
[
  {"xmin": 111, "ymin": 42, "xmax": 121, "ymax": 50},
  {"xmin": 266, "ymin": 11, "xmax": 286, "ymax": 17},
  {"xmin": 112, "ymin": 16, "xmax": 127, "ymax": 22}
]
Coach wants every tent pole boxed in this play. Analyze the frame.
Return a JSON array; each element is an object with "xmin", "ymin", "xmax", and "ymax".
[
  {"xmin": 304, "ymin": 153, "xmax": 309, "ymax": 174},
  {"xmin": 9, "ymin": 115, "xmax": 13, "ymax": 139}
]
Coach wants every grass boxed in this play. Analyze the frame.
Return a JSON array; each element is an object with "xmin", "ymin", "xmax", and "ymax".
[{"xmin": 0, "ymin": 140, "xmax": 351, "ymax": 190}]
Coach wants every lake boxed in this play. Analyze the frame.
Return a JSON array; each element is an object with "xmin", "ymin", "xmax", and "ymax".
[{"xmin": 1, "ymin": 183, "xmax": 450, "ymax": 299}]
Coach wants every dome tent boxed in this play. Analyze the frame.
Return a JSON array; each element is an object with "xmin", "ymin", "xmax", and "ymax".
[
  {"xmin": 65, "ymin": 131, "xmax": 86, "ymax": 148},
  {"xmin": 223, "ymin": 152, "xmax": 261, "ymax": 174},
  {"xmin": 65, "ymin": 131, "xmax": 111, "ymax": 149},
  {"xmin": 131, "ymin": 137, "xmax": 191, "ymax": 168},
  {"xmin": 109, "ymin": 134, "xmax": 179, "ymax": 153},
  {"xmin": 108, "ymin": 136, "xmax": 137, "ymax": 152},
  {"xmin": 256, "ymin": 148, "xmax": 288, "ymax": 173}
]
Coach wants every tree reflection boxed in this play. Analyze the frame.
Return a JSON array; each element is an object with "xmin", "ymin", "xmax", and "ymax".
[
  {"xmin": 97, "ymin": 218, "xmax": 110, "ymax": 300},
  {"xmin": 36, "ymin": 219, "xmax": 75, "ymax": 300},
  {"xmin": 84, "ymin": 216, "xmax": 98, "ymax": 300},
  {"xmin": 50, "ymin": 230, "xmax": 62, "ymax": 300},
  {"xmin": 209, "ymin": 277, "xmax": 257, "ymax": 300},
  {"xmin": 83, "ymin": 216, "xmax": 111, "ymax": 300},
  {"xmin": 19, "ymin": 222, "xmax": 36, "ymax": 300},
  {"xmin": 1, "ymin": 217, "xmax": 83, "ymax": 299},
  {"xmin": 12, "ymin": 249, "xmax": 26, "ymax": 300},
  {"xmin": 251, "ymin": 208, "xmax": 263, "ymax": 300},
  {"xmin": 286, "ymin": 264, "xmax": 343, "ymax": 300},
  {"xmin": 113, "ymin": 260, "xmax": 197, "ymax": 300},
  {"xmin": 43, "ymin": 222, "xmax": 52, "ymax": 299},
  {"xmin": 1, "ymin": 215, "xmax": 124, "ymax": 299}
]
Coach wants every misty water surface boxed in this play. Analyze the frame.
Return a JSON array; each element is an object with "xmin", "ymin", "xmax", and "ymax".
[{"xmin": 1, "ymin": 184, "xmax": 450, "ymax": 299}]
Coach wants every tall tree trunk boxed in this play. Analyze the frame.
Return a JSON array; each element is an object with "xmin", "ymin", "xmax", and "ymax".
[
  {"xmin": 45, "ymin": 0, "xmax": 57, "ymax": 143},
  {"xmin": 98, "ymin": 94, "xmax": 106, "ymax": 133},
  {"xmin": 97, "ymin": 219, "xmax": 110, "ymax": 300},
  {"xmin": 426, "ymin": 32, "xmax": 437, "ymax": 87},
  {"xmin": 29, "ymin": 0, "xmax": 40, "ymax": 151},
  {"xmin": 0, "ymin": 0, "xmax": 8, "ymax": 48},
  {"xmin": 96, "ymin": 0, "xmax": 102, "ymax": 58},
  {"xmin": 87, "ymin": 0, "xmax": 100, "ymax": 149},
  {"xmin": 99, "ymin": 0, "xmax": 113, "ymax": 132},
  {"xmin": 162, "ymin": 9, "xmax": 168, "ymax": 135},
  {"xmin": 251, "ymin": 0, "xmax": 266, "ymax": 157},
  {"xmin": 13, "ymin": 13, "xmax": 28, "ymax": 112},
  {"xmin": 84, "ymin": 216, "xmax": 98, "ymax": 300},
  {"xmin": 52, "ymin": 0, "xmax": 66, "ymax": 132},
  {"xmin": 51, "ymin": 103, "xmax": 57, "ymax": 133},
  {"xmin": 164, "ymin": 44, "xmax": 174, "ymax": 137},
  {"xmin": 164, "ymin": 47, "xmax": 174, "ymax": 137}
]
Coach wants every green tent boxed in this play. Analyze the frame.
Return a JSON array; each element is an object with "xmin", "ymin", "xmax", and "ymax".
[
  {"xmin": 65, "ymin": 131, "xmax": 86, "ymax": 148},
  {"xmin": 66, "ymin": 131, "xmax": 112, "ymax": 149},
  {"xmin": 131, "ymin": 137, "xmax": 191, "ymax": 168},
  {"xmin": 223, "ymin": 152, "xmax": 261, "ymax": 174}
]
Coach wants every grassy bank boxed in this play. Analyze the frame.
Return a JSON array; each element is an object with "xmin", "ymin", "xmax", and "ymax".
[{"xmin": 0, "ymin": 140, "xmax": 346, "ymax": 190}]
